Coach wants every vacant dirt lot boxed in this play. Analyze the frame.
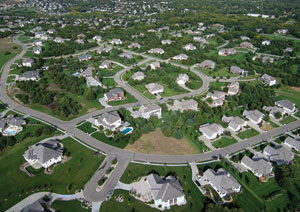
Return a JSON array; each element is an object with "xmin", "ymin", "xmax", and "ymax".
[
  {"xmin": 261, "ymin": 123, "xmax": 274, "ymax": 131},
  {"xmin": 125, "ymin": 129, "xmax": 198, "ymax": 155}
]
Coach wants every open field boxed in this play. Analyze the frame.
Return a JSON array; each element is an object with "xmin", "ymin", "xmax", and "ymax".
[
  {"xmin": 0, "ymin": 38, "xmax": 21, "ymax": 71},
  {"xmin": 275, "ymin": 85, "xmax": 300, "ymax": 109},
  {"xmin": 0, "ymin": 137, "xmax": 104, "ymax": 211},
  {"xmin": 125, "ymin": 129, "xmax": 199, "ymax": 155},
  {"xmin": 77, "ymin": 122, "xmax": 97, "ymax": 134}
]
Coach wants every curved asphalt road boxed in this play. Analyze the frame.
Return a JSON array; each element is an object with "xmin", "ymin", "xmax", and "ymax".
[{"xmin": 1, "ymin": 35, "xmax": 300, "ymax": 165}]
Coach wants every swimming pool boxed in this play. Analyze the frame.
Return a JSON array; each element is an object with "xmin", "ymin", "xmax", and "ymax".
[
  {"xmin": 72, "ymin": 72, "xmax": 79, "ymax": 76},
  {"xmin": 4, "ymin": 128, "xmax": 16, "ymax": 135},
  {"xmin": 121, "ymin": 127, "xmax": 133, "ymax": 135}
]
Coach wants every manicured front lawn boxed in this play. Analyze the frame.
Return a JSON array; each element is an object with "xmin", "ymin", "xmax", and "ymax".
[
  {"xmin": 6, "ymin": 75, "xmax": 15, "ymax": 83},
  {"xmin": 107, "ymin": 92, "xmax": 137, "ymax": 106},
  {"xmin": 237, "ymin": 128, "xmax": 259, "ymax": 139},
  {"xmin": 279, "ymin": 115, "xmax": 297, "ymax": 125},
  {"xmin": 212, "ymin": 136, "xmax": 238, "ymax": 148},
  {"xmin": 294, "ymin": 111, "xmax": 300, "ymax": 118},
  {"xmin": 77, "ymin": 122, "xmax": 97, "ymax": 134},
  {"xmin": 0, "ymin": 137, "xmax": 104, "ymax": 211},
  {"xmin": 92, "ymin": 132, "xmax": 128, "ymax": 149},
  {"xmin": 51, "ymin": 200, "xmax": 88, "ymax": 212},
  {"xmin": 111, "ymin": 163, "xmax": 208, "ymax": 212}
]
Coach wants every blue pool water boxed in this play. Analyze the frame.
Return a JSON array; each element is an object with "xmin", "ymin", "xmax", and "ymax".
[
  {"xmin": 4, "ymin": 129, "xmax": 16, "ymax": 135},
  {"xmin": 121, "ymin": 127, "xmax": 133, "ymax": 135},
  {"xmin": 72, "ymin": 72, "xmax": 79, "ymax": 76}
]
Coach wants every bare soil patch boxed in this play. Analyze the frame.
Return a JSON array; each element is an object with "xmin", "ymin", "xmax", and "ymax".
[
  {"xmin": 125, "ymin": 129, "xmax": 198, "ymax": 155},
  {"xmin": 291, "ymin": 86, "xmax": 300, "ymax": 92},
  {"xmin": 261, "ymin": 123, "xmax": 274, "ymax": 131},
  {"xmin": 0, "ymin": 38, "xmax": 19, "ymax": 53}
]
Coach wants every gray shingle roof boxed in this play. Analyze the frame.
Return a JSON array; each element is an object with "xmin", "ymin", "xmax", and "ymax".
[
  {"xmin": 275, "ymin": 100, "xmax": 295, "ymax": 111},
  {"xmin": 241, "ymin": 155, "xmax": 273, "ymax": 177},
  {"xmin": 97, "ymin": 111, "xmax": 121, "ymax": 125},
  {"xmin": 147, "ymin": 174, "xmax": 185, "ymax": 202},
  {"xmin": 263, "ymin": 145, "xmax": 294, "ymax": 164},
  {"xmin": 105, "ymin": 88, "xmax": 124, "ymax": 99}
]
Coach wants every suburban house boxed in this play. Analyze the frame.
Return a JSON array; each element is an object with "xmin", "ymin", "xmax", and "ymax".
[
  {"xmin": 78, "ymin": 53, "xmax": 92, "ymax": 62},
  {"xmin": 23, "ymin": 139, "xmax": 63, "ymax": 169},
  {"xmin": 128, "ymin": 42, "xmax": 141, "ymax": 49},
  {"xmin": 183, "ymin": 43, "xmax": 196, "ymax": 51},
  {"xmin": 98, "ymin": 46, "xmax": 113, "ymax": 54},
  {"xmin": 132, "ymin": 72, "xmax": 145, "ymax": 81},
  {"xmin": 86, "ymin": 77, "xmax": 102, "ymax": 87},
  {"xmin": 173, "ymin": 99, "xmax": 198, "ymax": 112},
  {"xmin": 75, "ymin": 39, "xmax": 85, "ymax": 44},
  {"xmin": 146, "ymin": 83, "xmax": 164, "ymax": 95},
  {"xmin": 95, "ymin": 111, "xmax": 122, "ymax": 131},
  {"xmin": 33, "ymin": 46, "xmax": 42, "ymax": 55},
  {"xmin": 146, "ymin": 174, "xmax": 186, "ymax": 209},
  {"xmin": 230, "ymin": 66, "xmax": 248, "ymax": 76},
  {"xmin": 173, "ymin": 54, "xmax": 188, "ymax": 61},
  {"xmin": 263, "ymin": 145, "xmax": 294, "ymax": 165},
  {"xmin": 202, "ymin": 168, "xmax": 241, "ymax": 198},
  {"xmin": 284, "ymin": 137, "xmax": 300, "ymax": 152},
  {"xmin": 241, "ymin": 156, "xmax": 273, "ymax": 179},
  {"xmin": 33, "ymin": 39, "xmax": 43, "ymax": 46},
  {"xmin": 93, "ymin": 35, "xmax": 102, "ymax": 42},
  {"xmin": 176, "ymin": 74, "xmax": 189, "ymax": 85},
  {"xmin": 262, "ymin": 106, "xmax": 286, "ymax": 118},
  {"xmin": 261, "ymin": 74, "xmax": 276, "ymax": 86},
  {"xmin": 277, "ymin": 29, "xmax": 288, "ymax": 34},
  {"xmin": 53, "ymin": 37, "xmax": 64, "ymax": 44},
  {"xmin": 240, "ymin": 36, "xmax": 250, "ymax": 40},
  {"xmin": 262, "ymin": 40, "xmax": 271, "ymax": 45},
  {"xmin": 119, "ymin": 52, "xmax": 133, "ymax": 59},
  {"xmin": 275, "ymin": 99, "xmax": 296, "ymax": 114},
  {"xmin": 104, "ymin": 88, "xmax": 125, "ymax": 102},
  {"xmin": 199, "ymin": 123, "xmax": 224, "ymax": 140},
  {"xmin": 22, "ymin": 58, "xmax": 34, "ymax": 67},
  {"xmin": 262, "ymin": 56, "xmax": 274, "ymax": 64},
  {"xmin": 0, "ymin": 115, "xmax": 26, "ymax": 136},
  {"xmin": 198, "ymin": 60, "xmax": 215, "ymax": 69},
  {"xmin": 99, "ymin": 60, "xmax": 113, "ymax": 69},
  {"xmin": 243, "ymin": 110, "xmax": 265, "ymax": 124},
  {"xmin": 227, "ymin": 81, "xmax": 239, "ymax": 95},
  {"xmin": 240, "ymin": 42, "xmax": 254, "ymax": 49},
  {"xmin": 18, "ymin": 71, "xmax": 40, "ymax": 81},
  {"xmin": 218, "ymin": 48, "xmax": 236, "ymax": 56},
  {"xmin": 139, "ymin": 104, "xmax": 162, "ymax": 119},
  {"xmin": 222, "ymin": 116, "xmax": 247, "ymax": 132},
  {"xmin": 149, "ymin": 61, "xmax": 160, "ymax": 70},
  {"xmin": 148, "ymin": 48, "xmax": 165, "ymax": 55},
  {"xmin": 109, "ymin": 39, "xmax": 122, "ymax": 45},
  {"xmin": 193, "ymin": 36, "xmax": 207, "ymax": 44},
  {"xmin": 206, "ymin": 91, "xmax": 226, "ymax": 107},
  {"xmin": 34, "ymin": 31, "xmax": 46, "ymax": 38},
  {"xmin": 161, "ymin": 39, "xmax": 173, "ymax": 45}
]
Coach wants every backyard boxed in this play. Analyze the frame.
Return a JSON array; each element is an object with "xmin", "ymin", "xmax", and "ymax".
[
  {"xmin": 237, "ymin": 128, "xmax": 259, "ymax": 140},
  {"xmin": 0, "ymin": 137, "xmax": 104, "ymax": 211},
  {"xmin": 212, "ymin": 136, "xmax": 238, "ymax": 148}
]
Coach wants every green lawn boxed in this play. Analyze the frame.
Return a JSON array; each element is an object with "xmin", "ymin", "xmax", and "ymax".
[
  {"xmin": 294, "ymin": 111, "xmax": 300, "ymax": 118},
  {"xmin": 107, "ymin": 92, "xmax": 137, "ymax": 106},
  {"xmin": 105, "ymin": 163, "xmax": 208, "ymax": 212},
  {"xmin": 92, "ymin": 132, "xmax": 127, "ymax": 149},
  {"xmin": 0, "ymin": 53, "xmax": 17, "ymax": 72},
  {"xmin": 77, "ymin": 122, "xmax": 97, "ymax": 134},
  {"xmin": 212, "ymin": 136, "xmax": 238, "ymax": 148},
  {"xmin": 196, "ymin": 67, "xmax": 238, "ymax": 78},
  {"xmin": 237, "ymin": 128, "xmax": 259, "ymax": 140},
  {"xmin": 279, "ymin": 115, "xmax": 297, "ymax": 125},
  {"xmin": 51, "ymin": 200, "xmax": 88, "ymax": 212},
  {"xmin": 275, "ymin": 86, "xmax": 300, "ymax": 110},
  {"xmin": 102, "ymin": 78, "xmax": 116, "ymax": 87},
  {"xmin": 0, "ymin": 137, "xmax": 104, "ymax": 211},
  {"xmin": 6, "ymin": 75, "xmax": 15, "ymax": 83},
  {"xmin": 98, "ymin": 65, "xmax": 123, "ymax": 77}
]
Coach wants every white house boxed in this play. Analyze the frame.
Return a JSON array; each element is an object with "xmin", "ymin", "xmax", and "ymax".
[
  {"xmin": 161, "ymin": 39, "xmax": 173, "ymax": 45},
  {"xmin": 149, "ymin": 61, "xmax": 160, "ymax": 70},
  {"xmin": 99, "ymin": 60, "xmax": 113, "ymax": 69},
  {"xmin": 203, "ymin": 168, "xmax": 241, "ymax": 198},
  {"xmin": 93, "ymin": 35, "xmax": 102, "ymax": 42},
  {"xmin": 176, "ymin": 73, "xmax": 189, "ymax": 86},
  {"xmin": 139, "ymin": 104, "xmax": 162, "ymax": 119},
  {"xmin": 146, "ymin": 83, "xmax": 164, "ymax": 95},
  {"xmin": 95, "ymin": 111, "xmax": 122, "ymax": 131},
  {"xmin": 132, "ymin": 72, "xmax": 145, "ymax": 81},
  {"xmin": 33, "ymin": 46, "xmax": 42, "ymax": 55},
  {"xmin": 22, "ymin": 58, "xmax": 34, "ymax": 67},
  {"xmin": 23, "ymin": 139, "xmax": 63, "ymax": 169},
  {"xmin": 109, "ymin": 39, "xmax": 122, "ymax": 45},
  {"xmin": 284, "ymin": 137, "xmax": 300, "ymax": 152},
  {"xmin": 173, "ymin": 99, "xmax": 198, "ymax": 112},
  {"xmin": 19, "ymin": 71, "xmax": 40, "ymax": 81},
  {"xmin": 199, "ymin": 123, "xmax": 224, "ymax": 140},
  {"xmin": 148, "ymin": 48, "xmax": 165, "ymax": 55},
  {"xmin": 183, "ymin": 43, "xmax": 196, "ymax": 51},
  {"xmin": 243, "ymin": 110, "xmax": 265, "ymax": 124},
  {"xmin": 147, "ymin": 174, "xmax": 186, "ymax": 209},
  {"xmin": 262, "ymin": 40, "xmax": 271, "ymax": 45},
  {"xmin": 275, "ymin": 99, "xmax": 296, "ymax": 114},
  {"xmin": 222, "ymin": 116, "xmax": 247, "ymax": 132},
  {"xmin": 261, "ymin": 74, "xmax": 276, "ymax": 86},
  {"xmin": 241, "ymin": 156, "xmax": 273, "ymax": 178},
  {"xmin": 173, "ymin": 54, "xmax": 188, "ymax": 61}
]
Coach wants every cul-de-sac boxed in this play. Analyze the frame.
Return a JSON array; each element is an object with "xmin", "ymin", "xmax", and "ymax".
[{"xmin": 0, "ymin": 0, "xmax": 300, "ymax": 211}]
